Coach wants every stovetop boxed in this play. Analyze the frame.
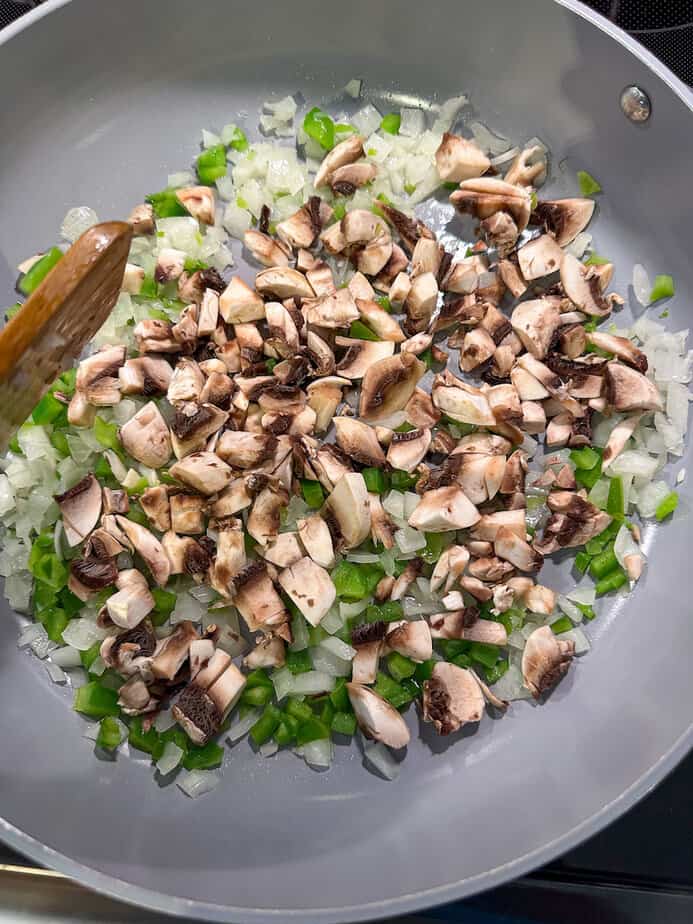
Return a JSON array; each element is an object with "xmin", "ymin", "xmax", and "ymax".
[{"xmin": 1, "ymin": 1, "xmax": 692, "ymax": 921}]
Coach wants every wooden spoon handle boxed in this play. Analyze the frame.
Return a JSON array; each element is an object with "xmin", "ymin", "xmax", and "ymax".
[{"xmin": 0, "ymin": 221, "xmax": 132, "ymax": 452}]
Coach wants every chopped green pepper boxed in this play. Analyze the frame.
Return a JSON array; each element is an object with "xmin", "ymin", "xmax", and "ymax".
[
  {"xmin": 484, "ymin": 659, "xmax": 509, "ymax": 685},
  {"xmin": 285, "ymin": 697, "xmax": 314, "ymax": 724},
  {"xmin": 40, "ymin": 606, "xmax": 69, "ymax": 643},
  {"xmin": 182, "ymin": 740, "xmax": 224, "ymax": 771},
  {"xmin": 380, "ymin": 113, "xmax": 401, "ymax": 135},
  {"xmin": 577, "ymin": 169, "xmax": 601, "ymax": 196},
  {"xmin": 303, "ymin": 107, "xmax": 335, "ymax": 150},
  {"xmin": 32, "ymin": 392, "xmax": 66, "ymax": 426},
  {"xmin": 469, "ymin": 642, "xmax": 499, "ymax": 670},
  {"xmin": 97, "ymin": 716, "xmax": 124, "ymax": 751},
  {"xmin": 74, "ymin": 682, "xmax": 120, "ymax": 719},
  {"xmin": 250, "ymin": 705, "xmax": 282, "ymax": 746},
  {"xmin": 569, "ymin": 446, "xmax": 601, "ymax": 471},
  {"xmin": 18, "ymin": 247, "xmax": 64, "ymax": 296},
  {"xmin": 376, "ymin": 296, "xmax": 391, "ymax": 312},
  {"xmin": 362, "ymin": 467, "xmax": 387, "ymax": 493},
  {"xmin": 128, "ymin": 716, "xmax": 164, "ymax": 759},
  {"xmin": 373, "ymin": 672, "xmax": 415, "ymax": 709},
  {"xmin": 348, "ymin": 319, "xmax": 381, "ymax": 341},
  {"xmin": 145, "ymin": 188, "xmax": 188, "ymax": 218},
  {"xmin": 584, "ymin": 253, "xmax": 610, "ymax": 266},
  {"xmin": 331, "ymin": 711, "xmax": 357, "ymax": 736},
  {"xmin": 300, "ymin": 479, "xmax": 324, "ymax": 509},
  {"xmin": 414, "ymin": 659, "xmax": 436, "ymax": 682},
  {"xmin": 364, "ymin": 600, "xmax": 404, "ymax": 623},
  {"xmin": 80, "ymin": 642, "xmax": 102, "ymax": 671},
  {"xmin": 329, "ymin": 678, "xmax": 351, "ymax": 713},
  {"xmin": 649, "ymin": 274, "xmax": 675, "ymax": 304},
  {"xmin": 595, "ymin": 568, "xmax": 628, "ymax": 596},
  {"xmin": 331, "ymin": 560, "xmax": 384, "ymax": 601},
  {"xmin": 655, "ymin": 491, "xmax": 678, "ymax": 521},
  {"xmin": 196, "ymin": 144, "xmax": 227, "ymax": 185},
  {"xmin": 389, "ymin": 470, "xmax": 418, "ymax": 491},
  {"xmin": 93, "ymin": 416, "xmax": 121, "ymax": 453},
  {"xmin": 386, "ymin": 651, "xmax": 417, "ymax": 682},
  {"xmin": 574, "ymin": 550, "xmax": 591, "ymax": 574},
  {"xmin": 296, "ymin": 716, "xmax": 330, "ymax": 745},
  {"xmin": 606, "ymin": 476, "xmax": 625, "ymax": 517},
  {"xmin": 550, "ymin": 616, "xmax": 573, "ymax": 635},
  {"xmin": 150, "ymin": 587, "xmax": 176, "ymax": 626},
  {"xmin": 286, "ymin": 648, "xmax": 313, "ymax": 675},
  {"xmin": 240, "ymin": 684, "xmax": 274, "ymax": 707}
]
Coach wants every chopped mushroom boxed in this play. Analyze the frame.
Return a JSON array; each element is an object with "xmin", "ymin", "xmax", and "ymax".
[
  {"xmin": 422, "ymin": 662, "xmax": 485, "ymax": 735},
  {"xmin": 106, "ymin": 569, "xmax": 155, "ymax": 630},
  {"xmin": 119, "ymin": 402, "xmax": 172, "ymax": 469},
  {"xmin": 435, "ymin": 133, "xmax": 490, "ymax": 183},
  {"xmin": 232, "ymin": 562, "xmax": 290, "ymax": 640},
  {"xmin": 278, "ymin": 556, "xmax": 335, "ymax": 627},
  {"xmin": 115, "ymin": 516, "xmax": 171, "ymax": 586},
  {"xmin": 119, "ymin": 357, "xmax": 173, "ymax": 396},
  {"xmin": 604, "ymin": 362, "xmax": 663, "ymax": 412},
  {"xmin": 516, "ymin": 235, "xmax": 563, "ymax": 280},
  {"xmin": 326, "ymin": 472, "xmax": 371, "ymax": 549},
  {"xmin": 314, "ymin": 134, "xmax": 364, "ymax": 188},
  {"xmin": 386, "ymin": 620, "xmax": 432, "ymax": 662},
  {"xmin": 334, "ymin": 416, "xmax": 386, "ymax": 467},
  {"xmin": 450, "ymin": 177, "xmax": 531, "ymax": 231},
  {"xmin": 521, "ymin": 625, "xmax": 575, "ymax": 699},
  {"xmin": 175, "ymin": 186, "xmax": 215, "ymax": 225},
  {"xmin": 139, "ymin": 486, "xmax": 171, "ymax": 532},
  {"xmin": 346, "ymin": 683, "xmax": 410, "ymax": 748},
  {"xmin": 169, "ymin": 452, "xmax": 232, "ymax": 495},
  {"xmin": 532, "ymin": 198, "xmax": 595, "ymax": 247},
  {"xmin": 408, "ymin": 486, "xmax": 480, "ymax": 532},
  {"xmin": 511, "ymin": 298, "xmax": 562, "ymax": 359},
  {"xmin": 219, "ymin": 277, "xmax": 265, "ymax": 324},
  {"xmin": 386, "ymin": 427, "xmax": 431, "ymax": 472},
  {"xmin": 244, "ymin": 636, "xmax": 286, "ymax": 670},
  {"xmin": 243, "ymin": 230, "xmax": 290, "ymax": 267},
  {"xmin": 255, "ymin": 267, "xmax": 314, "ymax": 300},
  {"xmin": 297, "ymin": 514, "xmax": 335, "ymax": 568},
  {"xmin": 330, "ymin": 162, "xmax": 377, "ymax": 193},
  {"xmin": 560, "ymin": 253, "xmax": 613, "ymax": 317},
  {"xmin": 55, "ymin": 474, "xmax": 102, "ymax": 546},
  {"xmin": 150, "ymin": 620, "xmax": 198, "ymax": 681},
  {"xmin": 335, "ymin": 338, "xmax": 395, "ymax": 379},
  {"xmin": 359, "ymin": 353, "xmax": 425, "ymax": 422}
]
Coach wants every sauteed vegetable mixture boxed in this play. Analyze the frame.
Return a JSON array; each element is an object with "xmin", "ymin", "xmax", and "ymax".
[{"xmin": 2, "ymin": 90, "xmax": 687, "ymax": 796}]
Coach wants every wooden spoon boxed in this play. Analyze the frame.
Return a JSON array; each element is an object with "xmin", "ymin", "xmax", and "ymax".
[{"xmin": 0, "ymin": 221, "xmax": 132, "ymax": 452}]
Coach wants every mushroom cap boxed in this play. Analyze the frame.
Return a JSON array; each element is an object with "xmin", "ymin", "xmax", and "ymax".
[
  {"xmin": 532, "ymin": 198, "xmax": 595, "ymax": 247},
  {"xmin": 521, "ymin": 624, "xmax": 575, "ymax": 698},
  {"xmin": 314, "ymin": 134, "xmax": 365, "ymax": 188},
  {"xmin": 297, "ymin": 514, "xmax": 335, "ymax": 569},
  {"xmin": 431, "ymin": 375, "xmax": 496, "ymax": 427},
  {"xmin": 511, "ymin": 298, "xmax": 562, "ymax": 359},
  {"xmin": 326, "ymin": 472, "xmax": 371, "ymax": 549},
  {"xmin": 172, "ymin": 684, "xmax": 221, "ymax": 746},
  {"xmin": 55, "ymin": 473, "xmax": 102, "ymax": 547},
  {"xmin": 346, "ymin": 682, "xmax": 411, "ymax": 748},
  {"xmin": 219, "ymin": 276, "xmax": 265, "ymax": 324},
  {"xmin": 256, "ymin": 267, "xmax": 314, "ymax": 300},
  {"xmin": 435, "ymin": 132, "xmax": 490, "ymax": 184},
  {"xmin": 303, "ymin": 288, "xmax": 360, "ymax": 329},
  {"xmin": 450, "ymin": 177, "xmax": 531, "ymax": 231},
  {"xmin": 359, "ymin": 352, "xmax": 425, "ymax": 422},
  {"xmin": 422, "ymin": 662, "xmax": 485, "ymax": 735},
  {"xmin": 216, "ymin": 430, "xmax": 278, "ymax": 468},
  {"xmin": 278, "ymin": 556, "xmax": 336, "ymax": 627},
  {"xmin": 386, "ymin": 427, "xmax": 432, "ymax": 473},
  {"xmin": 386, "ymin": 619, "xmax": 433, "ymax": 662},
  {"xmin": 262, "ymin": 531, "xmax": 304, "ymax": 569},
  {"xmin": 516, "ymin": 234, "xmax": 564, "ymax": 281},
  {"xmin": 169, "ymin": 452, "xmax": 233, "ymax": 495}
]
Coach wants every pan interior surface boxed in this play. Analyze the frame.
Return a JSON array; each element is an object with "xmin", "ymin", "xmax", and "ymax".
[{"xmin": 0, "ymin": 1, "xmax": 692, "ymax": 921}]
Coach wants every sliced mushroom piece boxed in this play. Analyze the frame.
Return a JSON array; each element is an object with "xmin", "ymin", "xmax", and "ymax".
[
  {"xmin": 215, "ymin": 430, "xmax": 277, "ymax": 468},
  {"xmin": 459, "ymin": 327, "xmax": 496, "ymax": 372},
  {"xmin": 359, "ymin": 352, "xmax": 426, "ymax": 422},
  {"xmin": 169, "ymin": 451, "xmax": 232, "ymax": 495},
  {"xmin": 134, "ymin": 319, "xmax": 181, "ymax": 354},
  {"xmin": 76, "ymin": 345, "xmax": 126, "ymax": 395},
  {"xmin": 139, "ymin": 486, "xmax": 171, "ymax": 532},
  {"xmin": 422, "ymin": 662, "xmax": 484, "ymax": 735},
  {"xmin": 602, "ymin": 413, "xmax": 642, "ymax": 467},
  {"xmin": 366, "ymin": 492, "xmax": 395, "ymax": 550},
  {"xmin": 166, "ymin": 357, "xmax": 205, "ymax": 406},
  {"xmin": 278, "ymin": 556, "xmax": 335, "ymax": 627},
  {"xmin": 389, "ymin": 559, "xmax": 423, "ymax": 601},
  {"xmin": 265, "ymin": 302, "xmax": 300, "ymax": 357},
  {"xmin": 275, "ymin": 199, "xmax": 328, "ymax": 250},
  {"xmin": 504, "ymin": 144, "xmax": 546, "ymax": 187},
  {"xmin": 209, "ymin": 477, "xmax": 253, "ymax": 519},
  {"xmin": 334, "ymin": 416, "xmax": 387, "ymax": 467},
  {"xmin": 150, "ymin": 620, "xmax": 199, "ymax": 681},
  {"xmin": 106, "ymin": 568, "xmax": 155, "ymax": 630},
  {"xmin": 199, "ymin": 372, "xmax": 232, "ymax": 409},
  {"xmin": 517, "ymin": 234, "xmax": 563, "ymax": 281},
  {"xmin": 330, "ymin": 161, "xmax": 377, "ymax": 194},
  {"xmin": 118, "ymin": 357, "xmax": 173, "ymax": 397},
  {"xmin": 355, "ymin": 298, "xmax": 405, "ymax": 342},
  {"xmin": 155, "ymin": 247, "xmax": 186, "ymax": 284},
  {"xmin": 535, "ymin": 491, "xmax": 612, "ymax": 553},
  {"xmin": 219, "ymin": 276, "xmax": 265, "ymax": 324},
  {"xmin": 487, "ymin": 384, "xmax": 522, "ymax": 422},
  {"xmin": 171, "ymin": 682, "xmax": 222, "ymax": 745},
  {"xmin": 335, "ymin": 337, "xmax": 395, "ymax": 379},
  {"xmin": 350, "ymin": 639, "xmax": 382, "ymax": 685},
  {"xmin": 498, "ymin": 258, "xmax": 527, "ymax": 297},
  {"xmin": 410, "ymin": 237, "xmax": 443, "ymax": 279},
  {"xmin": 243, "ymin": 229, "xmax": 290, "ymax": 267},
  {"xmin": 313, "ymin": 443, "xmax": 354, "ymax": 493},
  {"xmin": 462, "ymin": 618, "xmax": 508, "ymax": 645},
  {"xmin": 247, "ymin": 482, "xmax": 289, "ymax": 547},
  {"xmin": 560, "ymin": 253, "xmax": 613, "ymax": 317},
  {"xmin": 532, "ymin": 198, "xmax": 595, "ymax": 247},
  {"xmin": 388, "ymin": 272, "xmax": 412, "ymax": 308},
  {"xmin": 118, "ymin": 401, "xmax": 172, "ymax": 469},
  {"xmin": 604, "ymin": 362, "xmax": 663, "ymax": 413},
  {"xmin": 405, "ymin": 388, "xmax": 440, "ymax": 429},
  {"xmin": 208, "ymin": 517, "xmax": 246, "ymax": 597},
  {"xmin": 244, "ymin": 637, "xmax": 286, "ymax": 670},
  {"xmin": 67, "ymin": 390, "xmax": 96, "ymax": 428},
  {"xmin": 114, "ymin": 516, "xmax": 171, "ymax": 586},
  {"xmin": 586, "ymin": 331, "xmax": 646, "ymax": 372},
  {"xmin": 494, "ymin": 526, "xmax": 542, "ymax": 572},
  {"xmin": 128, "ymin": 202, "xmax": 155, "ymax": 235},
  {"xmin": 305, "ymin": 262, "xmax": 336, "ymax": 298},
  {"xmin": 100, "ymin": 621, "xmax": 157, "ymax": 679},
  {"xmin": 406, "ymin": 272, "xmax": 439, "ymax": 327},
  {"xmin": 232, "ymin": 562, "xmax": 289, "ymax": 638},
  {"xmin": 314, "ymin": 134, "xmax": 365, "ymax": 188},
  {"xmin": 431, "ymin": 371, "xmax": 496, "ymax": 426},
  {"xmin": 303, "ymin": 288, "xmax": 360, "ymax": 329},
  {"xmin": 297, "ymin": 514, "xmax": 334, "ymax": 569},
  {"xmin": 408, "ymin": 485, "xmax": 480, "ymax": 532},
  {"xmin": 121, "ymin": 262, "xmax": 145, "ymax": 295},
  {"xmin": 55, "ymin": 474, "xmax": 102, "ymax": 546},
  {"xmin": 357, "ymin": 231, "xmax": 393, "ymax": 277},
  {"xmin": 319, "ymin": 221, "xmax": 347, "ymax": 255},
  {"xmin": 386, "ymin": 620, "xmax": 432, "ymax": 662},
  {"xmin": 258, "ymin": 531, "xmax": 303, "ymax": 570},
  {"xmin": 169, "ymin": 493, "xmax": 205, "ymax": 535},
  {"xmin": 470, "ymin": 509, "xmax": 526, "ymax": 542},
  {"xmin": 450, "ymin": 177, "xmax": 531, "ymax": 231},
  {"xmin": 522, "ymin": 624, "xmax": 575, "ymax": 699},
  {"xmin": 346, "ymin": 683, "xmax": 410, "ymax": 748},
  {"xmin": 511, "ymin": 298, "xmax": 562, "ymax": 359},
  {"xmin": 256, "ymin": 267, "xmax": 314, "ymax": 300},
  {"xmin": 84, "ymin": 528, "xmax": 124, "ymax": 560},
  {"xmin": 435, "ymin": 132, "xmax": 490, "ymax": 183},
  {"xmin": 386, "ymin": 427, "xmax": 431, "ymax": 473},
  {"xmin": 430, "ymin": 545, "xmax": 469, "ymax": 593},
  {"xmin": 306, "ymin": 376, "xmax": 350, "ymax": 433},
  {"xmin": 195, "ymin": 288, "xmax": 220, "ymax": 338},
  {"xmin": 467, "ymin": 554, "xmax": 513, "ymax": 583},
  {"xmin": 557, "ymin": 322, "xmax": 587, "ymax": 360},
  {"xmin": 175, "ymin": 186, "xmax": 215, "ymax": 224},
  {"xmin": 170, "ymin": 402, "xmax": 228, "ymax": 458},
  {"xmin": 326, "ymin": 472, "xmax": 371, "ymax": 549},
  {"xmin": 117, "ymin": 676, "xmax": 158, "ymax": 716},
  {"xmin": 510, "ymin": 366, "xmax": 549, "ymax": 401}
]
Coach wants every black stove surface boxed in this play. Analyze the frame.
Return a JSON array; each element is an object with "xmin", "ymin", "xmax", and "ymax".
[{"xmin": 0, "ymin": 1, "xmax": 692, "ymax": 922}]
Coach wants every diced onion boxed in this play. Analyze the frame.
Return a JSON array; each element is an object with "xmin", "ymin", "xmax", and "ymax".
[
  {"xmin": 271, "ymin": 666, "xmax": 295, "ymax": 701},
  {"xmin": 167, "ymin": 170, "xmax": 195, "ymax": 188},
  {"xmin": 399, "ymin": 108, "xmax": 426, "ymax": 138},
  {"xmin": 17, "ymin": 622, "xmax": 47, "ymax": 649},
  {"xmin": 309, "ymin": 647, "xmax": 352, "ymax": 678},
  {"xmin": 635, "ymin": 479, "xmax": 669, "ymax": 518},
  {"xmin": 614, "ymin": 524, "xmax": 642, "ymax": 572},
  {"xmin": 45, "ymin": 661, "xmax": 67, "ymax": 684},
  {"xmin": 154, "ymin": 708, "xmax": 176, "ymax": 733},
  {"xmin": 61, "ymin": 206, "xmax": 98, "ymax": 243},
  {"xmin": 468, "ymin": 120, "xmax": 511, "ymax": 156},
  {"xmin": 227, "ymin": 708, "xmax": 261, "ymax": 743},
  {"xmin": 557, "ymin": 595, "xmax": 582, "ymax": 624},
  {"xmin": 61, "ymin": 618, "xmax": 107, "ymax": 651},
  {"xmin": 260, "ymin": 741, "xmax": 279, "ymax": 758},
  {"xmin": 382, "ymin": 490, "xmax": 405, "ymax": 520},
  {"xmin": 321, "ymin": 605, "xmax": 345, "ymax": 635},
  {"xmin": 339, "ymin": 599, "xmax": 370, "ymax": 619},
  {"xmin": 607, "ymin": 450, "xmax": 659, "ymax": 479},
  {"xmin": 292, "ymin": 671, "xmax": 336, "ymax": 694},
  {"xmin": 490, "ymin": 664, "xmax": 532, "ymax": 701},
  {"xmin": 361, "ymin": 737, "xmax": 400, "ymax": 780},
  {"xmin": 566, "ymin": 585, "xmax": 596, "ymax": 606},
  {"xmin": 632, "ymin": 264, "xmax": 651, "ymax": 306},
  {"xmin": 177, "ymin": 769, "xmax": 221, "ymax": 799},
  {"xmin": 562, "ymin": 626, "xmax": 591, "ymax": 655},
  {"xmin": 352, "ymin": 103, "xmax": 382, "ymax": 136},
  {"xmin": 394, "ymin": 526, "xmax": 426, "ymax": 554},
  {"xmin": 344, "ymin": 78, "xmax": 362, "ymax": 99},
  {"xmin": 50, "ymin": 645, "xmax": 83, "ymax": 669},
  {"xmin": 156, "ymin": 741, "xmax": 184, "ymax": 776},
  {"xmin": 319, "ymin": 636, "xmax": 356, "ymax": 661},
  {"xmin": 303, "ymin": 738, "xmax": 333, "ymax": 769},
  {"xmin": 345, "ymin": 552, "xmax": 381, "ymax": 563}
]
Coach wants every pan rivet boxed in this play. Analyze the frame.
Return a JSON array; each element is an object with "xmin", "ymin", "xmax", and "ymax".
[{"xmin": 620, "ymin": 86, "xmax": 651, "ymax": 123}]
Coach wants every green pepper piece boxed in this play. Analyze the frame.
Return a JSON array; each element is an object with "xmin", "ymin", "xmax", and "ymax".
[
  {"xmin": 550, "ymin": 616, "xmax": 573, "ymax": 635},
  {"xmin": 421, "ymin": 532, "xmax": 446, "ymax": 564},
  {"xmin": 18, "ymin": 247, "xmax": 64, "ymax": 296},
  {"xmin": 32, "ymin": 392, "xmax": 66, "ymax": 425},
  {"xmin": 93, "ymin": 416, "xmax": 122, "ymax": 453},
  {"xmin": 250, "ymin": 705, "xmax": 282, "ymax": 746},
  {"xmin": 303, "ymin": 107, "xmax": 335, "ymax": 150},
  {"xmin": 655, "ymin": 491, "xmax": 678, "ymax": 521},
  {"xmin": 182, "ymin": 740, "xmax": 224, "ymax": 771},
  {"xmin": 286, "ymin": 648, "xmax": 313, "ymax": 675},
  {"xmin": 362, "ymin": 467, "xmax": 387, "ymax": 494},
  {"xmin": 128, "ymin": 716, "xmax": 164, "ymax": 759},
  {"xmin": 469, "ymin": 642, "xmax": 499, "ymax": 669},
  {"xmin": 329, "ymin": 678, "xmax": 351, "ymax": 713},
  {"xmin": 300, "ymin": 479, "xmax": 324, "ymax": 509},
  {"xmin": 150, "ymin": 587, "xmax": 176, "ymax": 627},
  {"xmin": 569, "ymin": 446, "xmax": 601, "ymax": 471},
  {"xmin": 595, "ymin": 568, "xmax": 628, "ymax": 596},
  {"xmin": 380, "ymin": 113, "xmax": 401, "ymax": 135},
  {"xmin": 574, "ymin": 550, "xmax": 591, "ymax": 574},
  {"xmin": 74, "ymin": 682, "xmax": 120, "ymax": 719},
  {"xmin": 295, "ymin": 716, "xmax": 330, "ymax": 746},
  {"xmin": 80, "ymin": 642, "xmax": 102, "ymax": 671},
  {"xmin": 348, "ymin": 320, "xmax": 381, "ymax": 341},
  {"xmin": 577, "ymin": 170, "xmax": 601, "ymax": 196},
  {"xmin": 240, "ymin": 684, "xmax": 273, "ymax": 708},
  {"xmin": 285, "ymin": 697, "xmax": 314, "ymax": 724},
  {"xmin": 373, "ymin": 672, "xmax": 414, "ymax": 709},
  {"xmin": 386, "ymin": 651, "xmax": 417, "ymax": 682},
  {"xmin": 40, "ymin": 606, "xmax": 69, "ymax": 643},
  {"xmin": 589, "ymin": 545, "xmax": 619, "ymax": 579},
  {"xmin": 97, "ymin": 716, "xmax": 124, "ymax": 751},
  {"xmin": 196, "ymin": 144, "xmax": 227, "ymax": 185},
  {"xmin": 414, "ymin": 659, "xmax": 436, "ymax": 682},
  {"xmin": 389, "ymin": 470, "xmax": 418, "ymax": 491},
  {"xmin": 146, "ymin": 188, "xmax": 188, "ymax": 218},
  {"xmin": 331, "ymin": 711, "xmax": 357, "ymax": 736},
  {"xmin": 649, "ymin": 274, "xmax": 675, "ymax": 304}
]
